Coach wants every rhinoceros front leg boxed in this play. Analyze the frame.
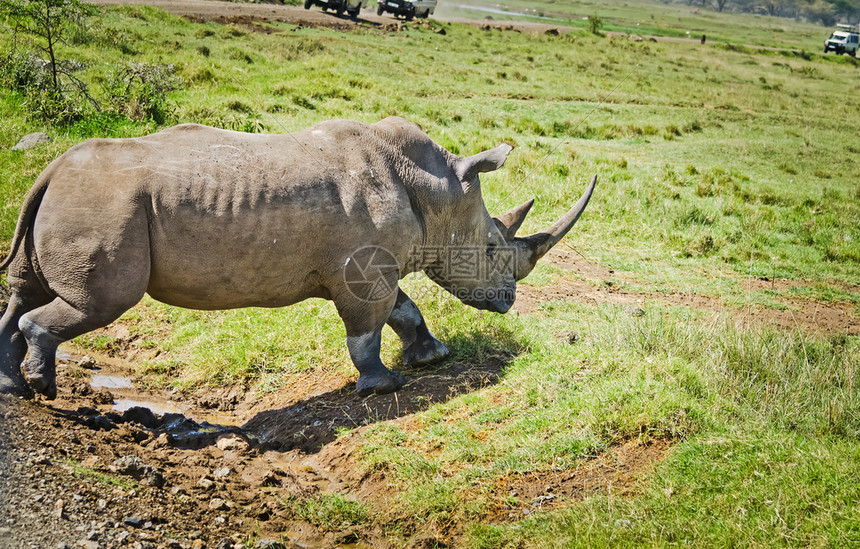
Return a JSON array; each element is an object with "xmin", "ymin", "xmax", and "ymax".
[
  {"xmin": 335, "ymin": 291, "xmax": 407, "ymax": 397},
  {"xmin": 387, "ymin": 289, "xmax": 450, "ymax": 366}
]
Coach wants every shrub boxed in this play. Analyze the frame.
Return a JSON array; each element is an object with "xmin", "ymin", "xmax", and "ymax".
[{"xmin": 104, "ymin": 62, "xmax": 182, "ymax": 124}]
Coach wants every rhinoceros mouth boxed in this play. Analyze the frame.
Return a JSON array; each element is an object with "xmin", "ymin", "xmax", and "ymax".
[{"xmin": 447, "ymin": 285, "xmax": 515, "ymax": 314}]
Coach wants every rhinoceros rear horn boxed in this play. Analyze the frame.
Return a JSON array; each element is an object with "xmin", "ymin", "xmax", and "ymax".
[
  {"xmin": 457, "ymin": 143, "xmax": 514, "ymax": 190},
  {"xmin": 493, "ymin": 198, "xmax": 534, "ymax": 241},
  {"xmin": 513, "ymin": 175, "xmax": 598, "ymax": 280}
]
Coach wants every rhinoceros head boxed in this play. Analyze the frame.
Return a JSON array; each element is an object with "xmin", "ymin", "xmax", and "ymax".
[{"xmin": 420, "ymin": 144, "xmax": 597, "ymax": 314}]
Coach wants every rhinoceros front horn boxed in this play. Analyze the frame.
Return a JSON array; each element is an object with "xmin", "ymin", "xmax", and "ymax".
[{"xmin": 512, "ymin": 175, "xmax": 597, "ymax": 281}]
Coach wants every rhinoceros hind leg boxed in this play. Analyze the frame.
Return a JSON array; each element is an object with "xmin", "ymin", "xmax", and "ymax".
[
  {"xmin": 18, "ymin": 296, "xmax": 137, "ymax": 400},
  {"xmin": 387, "ymin": 289, "xmax": 450, "ymax": 366},
  {"xmin": 0, "ymin": 295, "xmax": 40, "ymax": 398}
]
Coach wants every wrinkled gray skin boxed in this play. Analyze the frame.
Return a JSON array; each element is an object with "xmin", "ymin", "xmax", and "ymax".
[{"xmin": 0, "ymin": 117, "xmax": 595, "ymax": 399}]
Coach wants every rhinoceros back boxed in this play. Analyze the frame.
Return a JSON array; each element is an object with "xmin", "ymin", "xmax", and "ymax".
[{"xmin": 33, "ymin": 124, "xmax": 423, "ymax": 310}]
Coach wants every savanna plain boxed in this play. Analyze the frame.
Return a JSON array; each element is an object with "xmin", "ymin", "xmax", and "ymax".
[{"xmin": 0, "ymin": 0, "xmax": 859, "ymax": 547}]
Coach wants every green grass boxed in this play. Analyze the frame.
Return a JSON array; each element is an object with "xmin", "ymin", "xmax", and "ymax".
[
  {"xmin": 1, "ymin": 2, "xmax": 859, "ymax": 547},
  {"xmin": 435, "ymin": 0, "xmax": 834, "ymax": 51},
  {"xmin": 64, "ymin": 459, "xmax": 137, "ymax": 490}
]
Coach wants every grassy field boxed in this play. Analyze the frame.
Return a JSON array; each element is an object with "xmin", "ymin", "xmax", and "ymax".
[
  {"xmin": 1, "ymin": 0, "xmax": 859, "ymax": 546},
  {"xmin": 436, "ymin": 0, "xmax": 833, "ymax": 50}
]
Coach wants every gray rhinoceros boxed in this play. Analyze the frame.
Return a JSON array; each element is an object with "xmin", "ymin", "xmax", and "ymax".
[{"xmin": 0, "ymin": 117, "xmax": 595, "ymax": 399}]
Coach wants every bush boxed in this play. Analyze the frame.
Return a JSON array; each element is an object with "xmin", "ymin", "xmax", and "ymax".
[
  {"xmin": 587, "ymin": 15, "xmax": 603, "ymax": 35},
  {"xmin": 104, "ymin": 62, "xmax": 182, "ymax": 124}
]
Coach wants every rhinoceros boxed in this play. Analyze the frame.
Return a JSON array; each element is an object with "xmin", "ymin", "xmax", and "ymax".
[{"xmin": 0, "ymin": 116, "xmax": 595, "ymax": 399}]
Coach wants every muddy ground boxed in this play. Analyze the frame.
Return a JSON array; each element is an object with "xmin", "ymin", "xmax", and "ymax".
[{"xmin": 1, "ymin": 244, "xmax": 855, "ymax": 548}]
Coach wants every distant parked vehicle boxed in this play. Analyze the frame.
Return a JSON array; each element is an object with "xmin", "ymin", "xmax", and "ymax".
[
  {"xmin": 304, "ymin": 0, "xmax": 368, "ymax": 18},
  {"xmin": 824, "ymin": 24, "xmax": 859, "ymax": 56},
  {"xmin": 376, "ymin": 0, "xmax": 436, "ymax": 21}
]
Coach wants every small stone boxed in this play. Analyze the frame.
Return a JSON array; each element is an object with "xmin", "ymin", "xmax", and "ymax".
[
  {"xmin": 78, "ymin": 355, "xmax": 97, "ymax": 369},
  {"xmin": 212, "ymin": 466, "xmax": 230, "ymax": 478},
  {"xmin": 215, "ymin": 539, "xmax": 233, "ymax": 549},
  {"xmin": 11, "ymin": 132, "xmax": 52, "ymax": 151},
  {"xmin": 209, "ymin": 498, "xmax": 228, "ymax": 511},
  {"xmin": 191, "ymin": 540, "xmax": 205, "ymax": 549},
  {"xmin": 123, "ymin": 517, "xmax": 143, "ymax": 528},
  {"xmin": 196, "ymin": 477, "xmax": 214, "ymax": 490},
  {"xmin": 96, "ymin": 498, "xmax": 107, "ymax": 510},
  {"xmin": 215, "ymin": 433, "xmax": 248, "ymax": 452}
]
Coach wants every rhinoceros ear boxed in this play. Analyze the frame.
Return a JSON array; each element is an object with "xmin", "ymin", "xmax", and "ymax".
[
  {"xmin": 457, "ymin": 143, "xmax": 514, "ymax": 191},
  {"xmin": 493, "ymin": 199, "xmax": 534, "ymax": 241}
]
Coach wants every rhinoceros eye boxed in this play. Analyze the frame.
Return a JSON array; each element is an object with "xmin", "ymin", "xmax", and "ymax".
[{"xmin": 486, "ymin": 243, "xmax": 497, "ymax": 259}]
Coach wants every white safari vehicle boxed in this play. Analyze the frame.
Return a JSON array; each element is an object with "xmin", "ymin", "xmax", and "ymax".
[
  {"xmin": 304, "ymin": 0, "xmax": 368, "ymax": 18},
  {"xmin": 824, "ymin": 24, "xmax": 859, "ymax": 56},
  {"xmin": 376, "ymin": 0, "xmax": 436, "ymax": 21}
]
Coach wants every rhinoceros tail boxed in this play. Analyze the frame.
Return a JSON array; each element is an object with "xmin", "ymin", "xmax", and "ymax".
[{"xmin": 0, "ymin": 176, "xmax": 49, "ymax": 272}]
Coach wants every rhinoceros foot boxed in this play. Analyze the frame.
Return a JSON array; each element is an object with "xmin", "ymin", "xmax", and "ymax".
[
  {"xmin": 0, "ymin": 369, "xmax": 34, "ymax": 399},
  {"xmin": 21, "ymin": 358, "xmax": 57, "ymax": 400},
  {"xmin": 356, "ymin": 369, "xmax": 407, "ymax": 397},
  {"xmin": 403, "ymin": 337, "xmax": 450, "ymax": 367}
]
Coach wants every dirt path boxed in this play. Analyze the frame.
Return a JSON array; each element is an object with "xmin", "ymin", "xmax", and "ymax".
[
  {"xmin": 517, "ymin": 248, "xmax": 860, "ymax": 336},
  {"xmin": 88, "ymin": 0, "xmax": 573, "ymax": 33}
]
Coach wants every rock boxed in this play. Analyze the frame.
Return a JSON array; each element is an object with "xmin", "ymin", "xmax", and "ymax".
[
  {"xmin": 123, "ymin": 517, "xmax": 143, "ymax": 528},
  {"xmin": 112, "ymin": 456, "xmax": 165, "ymax": 487},
  {"xmin": 122, "ymin": 407, "xmax": 159, "ymax": 429},
  {"xmin": 208, "ymin": 498, "xmax": 228, "ymax": 511},
  {"xmin": 215, "ymin": 434, "xmax": 248, "ymax": 452},
  {"xmin": 54, "ymin": 499, "xmax": 66, "ymax": 520},
  {"xmin": 215, "ymin": 539, "xmax": 233, "ymax": 549},
  {"xmin": 196, "ymin": 477, "xmax": 214, "ymax": 490},
  {"xmin": 629, "ymin": 33, "xmax": 643, "ymax": 41},
  {"xmin": 76, "ymin": 540, "xmax": 99, "ymax": 549},
  {"xmin": 78, "ymin": 355, "xmax": 97, "ymax": 369},
  {"xmin": 11, "ymin": 132, "xmax": 52, "ymax": 151},
  {"xmin": 212, "ymin": 466, "xmax": 231, "ymax": 478},
  {"xmin": 191, "ymin": 540, "xmax": 205, "ymax": 549}
]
